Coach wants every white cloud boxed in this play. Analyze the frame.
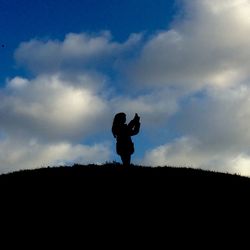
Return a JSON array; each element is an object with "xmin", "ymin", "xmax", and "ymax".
[
  {"xmin": 110, "ymin": 89, "xmax": 180, "ymax": 126},
  {"xmin": 130, "ymin": 0, "xmax": 250, "ymax": 90},
  {"xmin": 7, "ymin": 77, "xmax": 29, "ymax": 89},
  {"xmin": 142, "ymin": 84, "xmax": 250, "ymax": 177},
  {"xmin": 1, "ymin": 74, "xmax": 109, "ymax": 142},
  {"xmin": 175, "ymin": 86, "xmax": 250, "ymax": 152},
  {"xmin": 0, "ymin": 72, "xmax": 184, "ymax": 173},
  {"xmin": 0, "ymin": 137, "xmax": 111, "ymax": 174},
  {"xmin": 142, "ymin": 136, "xmax": 250, "ymax": 177},
  {"xmin": 4, "ymin": 0, "xmax": 250, "ymax": 177},
  {"xmin": 15, "ymin": 31, "xmax": 142, "ymax": 74},
  {"xmin": 230, "ymin": 154, "xmax": 250, "ymax": 177},
  {"xmin": 130, "ymin": 0, "xmax": 250, "ymax": 177},
  {"xmin": 0, "ymin": 28, "xmax": 139, "ymax": 174},
  {"xmin": 142, "ymin": 137, "xmax": 203, "ymax": 167}
]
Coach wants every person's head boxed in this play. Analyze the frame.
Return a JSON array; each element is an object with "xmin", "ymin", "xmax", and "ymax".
[
  {"xmin": 113, "ymin": 112, "xmax": 126, "ymax": 125},
  {"xmin": 112, "ymin": 112, "xmax": 126, "ymax": 137}
]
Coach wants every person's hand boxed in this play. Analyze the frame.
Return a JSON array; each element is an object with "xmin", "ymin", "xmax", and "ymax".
[{"xmin": 134, "ymin": 113, "xmax": 140, "ymax": 122}]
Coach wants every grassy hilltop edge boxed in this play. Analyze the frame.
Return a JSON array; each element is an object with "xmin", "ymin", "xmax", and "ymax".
[
  {"xmin": 1, "ymin": 162, "xmax": 250, "ymax": 187},
  {"xmin": 1, "ymin": 163, "xmax": 250, "ymax": 214}
]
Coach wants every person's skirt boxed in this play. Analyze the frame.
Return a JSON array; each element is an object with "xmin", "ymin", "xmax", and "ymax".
[{"xmin": 116, "ymin": 140, "xmax": 134, "ymax": 156}]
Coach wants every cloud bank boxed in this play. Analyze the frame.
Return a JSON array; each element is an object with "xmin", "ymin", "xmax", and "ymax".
[
  {"xmin": 138, "ymin": 0, "xmax": 250, "ymax": 176},
  {"xmin": 0, "ymin": 31, "xmax": 146, "ymax": 173},
  {"xmin": 1, "ymin": 0, "xmax": 250, "ymax": 177},
  {"xmin": 131, "ymin": 0, "xmax": 250, "ymax": 90}
]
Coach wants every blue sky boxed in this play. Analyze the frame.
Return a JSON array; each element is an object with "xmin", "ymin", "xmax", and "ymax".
[
  {"xmin": 1, "ymin": 0, "xmax": 250, "ymax": 176},
  {"xmin": 0, "ymin": 0, "xmax": 176, "ymax": 82}
]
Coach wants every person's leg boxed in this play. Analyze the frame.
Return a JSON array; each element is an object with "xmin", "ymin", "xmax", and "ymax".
[{"xmin": 121, "ymin": 154, "xmax": 131, "ymax": 166}]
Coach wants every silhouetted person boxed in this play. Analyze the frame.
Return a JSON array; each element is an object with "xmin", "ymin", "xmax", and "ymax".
[{"xmin": 112, "ymin": 112, "xmax": 140, "ymax": 166}]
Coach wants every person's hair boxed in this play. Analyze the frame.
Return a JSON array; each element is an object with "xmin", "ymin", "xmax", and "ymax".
[{"xmin": 112, "ymin": 112, "xmax": 126, "ymax": 138}]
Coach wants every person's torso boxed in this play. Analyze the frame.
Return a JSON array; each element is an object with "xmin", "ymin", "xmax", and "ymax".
[{"xmin": 116, "ymin": 124, "xmax": 132, "ymax": 144}]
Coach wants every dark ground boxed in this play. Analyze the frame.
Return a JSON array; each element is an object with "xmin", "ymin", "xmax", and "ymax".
[
  {"xmin": 0, "ymin": 163, "xmax": 248, "ymax": 242},
  {"xmin": 1, "ymin": 163, "xmax": 250, "ymax": 195}
]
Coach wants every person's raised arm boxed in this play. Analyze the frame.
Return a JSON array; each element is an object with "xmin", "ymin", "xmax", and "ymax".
[{"xmin": 128, "ymin": 113, "xmax": 140, "ymax": 136}]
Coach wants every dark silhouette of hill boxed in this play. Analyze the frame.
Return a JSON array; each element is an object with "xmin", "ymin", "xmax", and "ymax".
[
  {"xmin": 1, "ymin": 163, "xmax": 250, "ymax": 193},
  {"xmin": 2, "ymin": 162, "xmax": 250, "ymax": 215},
  {"xmin": 1, "ymin": 163, "xmax": 249, "ymax": 239},
  {"xmin": 0, "ymin": 162, "xmax": 248, "ymax": 179}
]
